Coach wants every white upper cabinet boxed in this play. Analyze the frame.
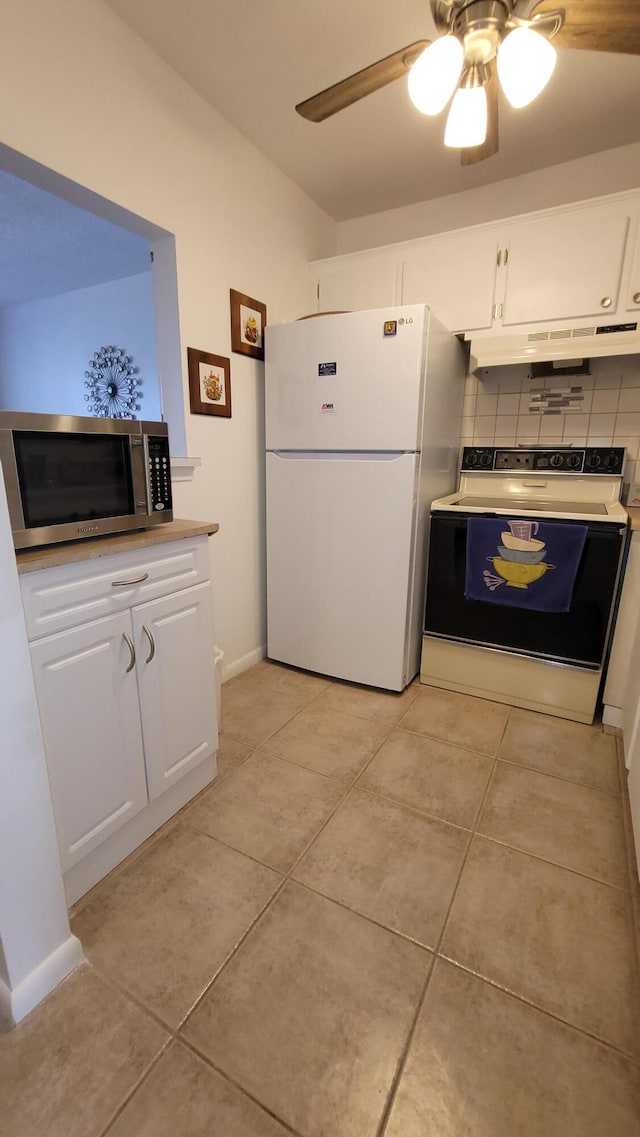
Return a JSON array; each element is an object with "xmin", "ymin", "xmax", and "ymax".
[
  {"xmin": 311, "ymin": 191, "xmax": 640, "ymax": 338},
  {"xmin": 315, "ymin": 255, "xmax": 401, "ymax": 313},
  {"xmin": 401, "ymin": 228, "xmax": 500, "ymax": 332},
  {"xmin": 623, "ymin": 216, "xmax": 640, "ymax": 312},
  {"xmin": 499, "ymin": 203, "xmax": 630, "ymax": 327}
]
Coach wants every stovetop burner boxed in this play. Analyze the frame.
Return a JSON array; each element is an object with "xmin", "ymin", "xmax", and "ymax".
[{"xmin": 454, "ymin": 496, "xmax": 609, "ymax": 515}]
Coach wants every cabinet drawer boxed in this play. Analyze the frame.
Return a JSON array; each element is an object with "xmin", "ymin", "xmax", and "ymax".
[{"xmin": 21, "ymin": 536, "xmax": 211, "ymax": 641}]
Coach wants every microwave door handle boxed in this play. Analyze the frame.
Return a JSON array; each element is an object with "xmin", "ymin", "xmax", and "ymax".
[{"xmin": 131, "ymin": 434, "xmax": 152, "ymax": 514}]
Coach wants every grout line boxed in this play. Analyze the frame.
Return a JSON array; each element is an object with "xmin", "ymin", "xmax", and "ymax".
[
  {"xmin": 178, "ymin": 1035, "xmax": 305, "ymax": 1137},
  {"xmin": 175, "ymin": 874, "xmax": 290, "ymax": 1033},
  {"xmin": 391, "ymin": 720, "xmax": 501, "ymax": 761},
  {"xmin": 180, "ymin": 816, "xmax": 291, "ymax": 875},
  {"xmin": 214, "ymin": 740, "xmax": 360, "ymax": 790},
  {"xmin": 436, "ymin": 955, "xmax": 640, "ymax": 1068},
  {"xmin": 289, "ymin": 874, "xmax": 437, "ymax": 953},
  {"xmin": 99, "ymin": 1035, "xmax": 177, "ymax": 1137},
  {"xmin": 248, "ymin": 741, "xmax": 373, "ymax": 786},
  {"xmin": 83, "ymin": 960, "xmax": 182, "ymax": 1038},
  {"xmin": 374, "ymin": 742, "xmax": 504, "ymax": 1137},
  {"xmin": 472, "ymin": 830, "xmax": 630, "ymax": 894},
  {"xmin": 345, "ymin": 782, "xmax": 474, "ymax": 836},
  {"xmin": 495, "ymin": 752, "xmax": 622, "ymax": 799}
]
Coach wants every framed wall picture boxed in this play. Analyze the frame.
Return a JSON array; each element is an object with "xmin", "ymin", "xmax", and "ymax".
[
  {"xmin": 230, "ymin": 288, "xmax": 267, "ymax": 361},
  {"xmin": 187, "ymin": 347, "xmax": 231, "ymax": 418}
]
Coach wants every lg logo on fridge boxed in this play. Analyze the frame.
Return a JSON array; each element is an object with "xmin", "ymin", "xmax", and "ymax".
[{"xmin": 398, "ymin": 317, "xmax": 414, "ymax": 325}]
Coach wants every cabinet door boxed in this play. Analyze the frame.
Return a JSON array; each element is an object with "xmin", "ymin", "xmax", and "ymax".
[
  {"xmin": 401, "ymin": 229, "xmax": 499, "ymax": 332},
  {"xmin": 501, "ymin": 205, "xmax": 629, "ymax": 326},
  {"xmin": 29, "ymin": 612, "xmax": 148, "ymax": 871},
  {"xmin": 315, "ymin": 256, "xmax": 400, "ymax": 313},
  {"xmin": 133, "ymin": 581, "xmax": 217, "ymax": 801},
  {"xmin": 624, "ymin": 217, "xmax": 640, "ymax": 312}
]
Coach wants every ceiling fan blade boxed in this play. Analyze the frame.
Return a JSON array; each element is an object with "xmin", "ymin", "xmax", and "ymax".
[
  {"xmin": 531, "ymin": 1, "xmax": 640, "ymax": 55},
  {"xmin": 461, "ymin": 65, "xmax": 499, "ymax": 166},
  {"xmin": 296, "ymin": 40, "xmax": 431, "ymax": 122}
]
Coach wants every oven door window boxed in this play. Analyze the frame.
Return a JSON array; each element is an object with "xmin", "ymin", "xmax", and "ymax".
[
  {"xmin": 425, "ymin": 513, "xmax": 624, "ymax": 668},
  {"xmin": 14, "ymin": 431, "xmax": 135, "ymax": 528}
]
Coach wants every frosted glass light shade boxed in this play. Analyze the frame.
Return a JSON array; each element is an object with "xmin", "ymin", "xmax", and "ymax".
[
  {"xmin": 444, "ymin": 84, "xmax": 488, "ymax": 148},
  {"xmin": 408, "ymin": 36, "xmax": 464, "ymax": 115},
  {"xmin": 497, "ymin": 26, "xmax": 557, "ymax": 108}
]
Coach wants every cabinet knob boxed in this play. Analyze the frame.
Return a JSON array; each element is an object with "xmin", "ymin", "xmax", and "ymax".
[
  {"xmin": 633, "ymin": 292, "xmax": 640, "ymax": 305},
  {"xmin": 600, "ymin": 296, "xmax": 612, "ymax": 309}
]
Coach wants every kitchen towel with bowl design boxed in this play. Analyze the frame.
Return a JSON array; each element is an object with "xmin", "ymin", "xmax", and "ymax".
[{"xmin": 464, "ymin": 517, "xmax": 588, "ymax": 612}]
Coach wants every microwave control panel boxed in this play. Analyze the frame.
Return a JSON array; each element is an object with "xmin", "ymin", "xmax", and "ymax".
[{"xmin": 147, "ymin": 435, "xmax": 173, "ymax": 512}]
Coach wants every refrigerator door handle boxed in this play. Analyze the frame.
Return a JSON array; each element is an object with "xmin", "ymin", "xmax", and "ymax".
[{"xmin": 270, "ymin": 450, "xmax": 416, "ymax": 461}]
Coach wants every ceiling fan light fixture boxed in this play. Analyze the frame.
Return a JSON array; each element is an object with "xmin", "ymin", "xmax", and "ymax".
[
  {"xmin": 407, "ymin": 35, "xmax": 464, "ymax": 115},
  {"xmin": 497, "ymin": 26, "xmax": 557, "ymax": 109},
  {"xmin": 444, "ymin": 77, "xmax": 488, "ymax": 148}
]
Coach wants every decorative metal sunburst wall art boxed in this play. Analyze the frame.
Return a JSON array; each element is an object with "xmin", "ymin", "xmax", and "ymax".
[{"xmin": 84, "ymin": 345, "xmax": 142, "ymax": 418}]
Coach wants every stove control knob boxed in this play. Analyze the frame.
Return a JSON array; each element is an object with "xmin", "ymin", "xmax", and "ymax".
[
  {"xmin": 479, "ymin": 452, "xmax": 493, "ymax": 468},
  {"xmin": 605, "ymin": 453, "xmax": 620, "ymax": 471},
  {"xmin": 566, "ymin": 453, "xmax": 582, "ymax": 469},
  {"xmin": 466, "ymin": 451, "xmax": 479, "ymax": 467},
  {"xmin": 586, "ymin": 452, "xmax": 601, "ymax": 469},
  {"xmin": 549, "ymin": 454, "xmax": 564, "ymax": 468}
]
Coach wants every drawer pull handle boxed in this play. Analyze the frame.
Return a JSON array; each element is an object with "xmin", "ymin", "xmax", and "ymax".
[
  {"xmin": 142, "ymin": 624, "xmax": 156, "ymax": 664},
  {"xmin": 633, "ymin": 291, "xmax": 640, "ymax": 304},
  {"xmin": 122, "ymin": 632, "xmax": 136, "ymax": 673},
  {"xmin": 111, "ymin": 572, "xmax": 149, "ymax": 587}
]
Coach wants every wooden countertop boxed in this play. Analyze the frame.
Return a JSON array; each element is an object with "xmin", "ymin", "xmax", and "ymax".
[
  {"xmin": 626, "ymin": 508, "xmax": 640, "ymax": 532},
  {"xmin": 16, "ymin": 519, "xmax": 219, "ymax": 574}
]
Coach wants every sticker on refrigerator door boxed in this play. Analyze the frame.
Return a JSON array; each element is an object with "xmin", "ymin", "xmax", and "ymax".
[
  {"xmin": 383, "ymin": 321, "xmax": 397, "ymax": 336},
  {"xmin": 320, "ymin": 402, "xmax": 336, "ymax": 413},
  {"xmin": 318, "ymin": 362, "xmax": 337, "ymax": 376}
]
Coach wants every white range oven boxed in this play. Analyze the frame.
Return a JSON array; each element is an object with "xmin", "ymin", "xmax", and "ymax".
[{"xmin": 421, "ymin": 445, "xmax": 628, "ymax": 724}]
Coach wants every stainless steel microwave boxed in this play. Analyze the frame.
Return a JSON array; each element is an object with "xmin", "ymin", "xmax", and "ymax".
[{"xmin": 0, "ymin": 411, "xmax": 173, "ymax": 549}]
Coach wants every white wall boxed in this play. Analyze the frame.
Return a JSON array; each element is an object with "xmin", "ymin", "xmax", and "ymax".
[
  {"xmin": 0, "ymin": 271, "xmax": 161, "ymax": 419},
  {"xmin": 336, "ymin": 141, "xmax": 640, "ymax": 254},
  {"xmin": 0, "ymin": 469, "xmax": 83, "ymax": 1025},
  {"xmin": 0, "ymin": 0, "xmax": 335, "ymax": 676}
]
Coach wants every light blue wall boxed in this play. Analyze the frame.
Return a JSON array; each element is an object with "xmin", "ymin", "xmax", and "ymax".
[{"xmin": 0, "ymin": 271, "xmax": 162, "ymax": 420}]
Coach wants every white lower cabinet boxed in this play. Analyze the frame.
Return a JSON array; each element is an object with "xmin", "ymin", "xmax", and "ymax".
[
  {"xmin": 30, "ymin": 611, "xmax": 148, "ymax": 871},
  {"xmin": 132, "ymin": 582, "xmax": 216, "ymax": 801},
  {"xmin": 22, "ymin": 535, "xmax": 218, "ymax": 895}
]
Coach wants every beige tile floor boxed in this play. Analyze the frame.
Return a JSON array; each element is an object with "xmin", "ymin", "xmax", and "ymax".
[{"xmin": 3, "ymin": 660, "xmax": 640, "ymax": 1136}]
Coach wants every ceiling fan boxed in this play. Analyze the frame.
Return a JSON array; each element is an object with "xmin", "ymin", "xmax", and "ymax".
[{"xmin": 295, "ymin": 1, "xmax": 640, "ymax": 165}]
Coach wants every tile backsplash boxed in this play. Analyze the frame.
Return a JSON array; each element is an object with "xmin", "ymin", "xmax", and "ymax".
[{"xmin": 461, "ymin": 354, "xmax": 640, "ymax": 493}]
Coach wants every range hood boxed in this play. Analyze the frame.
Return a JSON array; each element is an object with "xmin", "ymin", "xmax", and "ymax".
[{"xmin": 469, "ymin": 320, "xmax": 640, "ymax": 373}]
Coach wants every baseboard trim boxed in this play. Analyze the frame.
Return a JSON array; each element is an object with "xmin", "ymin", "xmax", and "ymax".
[
  {"xmin": 602, "ymin": 705, "xmax": 624, "ymax": 729},
  {"xmin": 0, "ymin": 935, "xmax": 84, "ymax": 1026},
  {"xmin": 224, "ymin": 645, "xmax": 266, "ymax": 682}
]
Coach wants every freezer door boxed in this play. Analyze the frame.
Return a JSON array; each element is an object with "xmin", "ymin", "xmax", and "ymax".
[
  {"xmin": 265, "ymin": 306, "xmax": 428, "ymax": 452},
  {"xmin": 266, "ymin": 450, "xmax": 419, "ymax": 690}
]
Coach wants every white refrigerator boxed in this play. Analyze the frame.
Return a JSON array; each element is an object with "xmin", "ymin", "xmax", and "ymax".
[{"xmin": 265, "ymin": 305, "xmax": 465, "ymax": 691}]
